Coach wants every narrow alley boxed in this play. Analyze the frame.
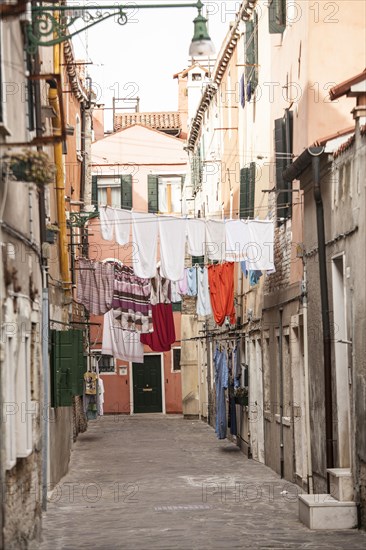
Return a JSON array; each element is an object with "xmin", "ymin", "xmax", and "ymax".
[{"xmin": 38, "ymin": 416, "xmax": 366, "ymax": 550}]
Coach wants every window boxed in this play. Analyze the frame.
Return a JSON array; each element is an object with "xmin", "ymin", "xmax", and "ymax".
[
  {"xmin": 274, "ymin": 109, "xmax": 293, "ymax": 223},
  {"xmin": 191, "ymin": 148, "xmax": 203, "ymax": 194},
  {"xmin": 192, "ymin": 73, "xmax": 202, "ymax": 81},
  {"xmin": 268, "ymin": 0, "xmax": 287, "ymax": 34},
  {"xmin": 245, "ymin": 12, "xmax": 258, "ymax": 91},
  {"xmin": 172, "ymin": 348, "xmax": 181, "ymax": 372},
  {"xmin": 192, "ymin": 255, "xmax": 204, "ymax": 267},
  {"xmin": 148, "ymin": 174, "xmax": 183, "ymax": 213},
  {"xmin": 240, "ymin": 162, "xmax": 256, "ymax": 218},
  {"xmin": 97, "ymin": 354, "xmax": 115, "ymax": 374},
  {"xmin": 92, "ymin": 175, "xmax": 132, "ymax": 211}
]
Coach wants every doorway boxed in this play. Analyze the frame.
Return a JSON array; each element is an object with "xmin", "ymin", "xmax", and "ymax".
[{"xmin": 132, "ymin": 355, "xmax": 163, "ymax": 413}]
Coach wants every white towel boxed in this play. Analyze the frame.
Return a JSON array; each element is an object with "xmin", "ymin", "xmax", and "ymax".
[
  {"xmin": 196, "ymin": 267, "xmax": 212, "ymax": 317},
  {"xmin": 247, "ymin": 220, "xmax": 275, "ymax": 270},
  {"xmin": 102, "ymin": 310, "xmax": 144, "ymax": 363},
  {"xmin": 159, "ymin": 216, "xmax": 187, "ymax": 281},
  {"xmin": 99, "ymin": 206, "xmax": 115, "ymax": 241},
  {"xmin": 114, "ymin": 208, "xmax": 131, "ymax": 245},
  {"xmin": 187, "ymin": 218, "xmax": 206, "ymax": 256},
  {"xmin": 225, "ymin": 220, "xmax": 250, "ymax": 262},
  {"xmin": 131, "ymin": 212, "xmax": 158, "ymax": 278},
  {"xmin": 205, "ymin": 219, "xmax": 226, "ymax": 261}
]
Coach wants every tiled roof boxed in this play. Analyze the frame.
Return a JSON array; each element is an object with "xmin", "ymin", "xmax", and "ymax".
[
  {"xmin": 114, "ymin": 112, "xmax": 181, "ymax": 132},
  {"xmin": 333, "ymin": 124, "xmax": 366, "ymax": 158},
  {"xmin": 330, "ymin": 69, "xmax": 366, "ymax": 100}
]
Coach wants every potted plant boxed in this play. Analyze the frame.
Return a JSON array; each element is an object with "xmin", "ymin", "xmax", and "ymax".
[
  {"xmin": 234, "ymin": 386, "xmax": 248, "ymax": 406},
  {"xmin": 4, "ymin": 149, "xmax": 56, "ymax": 186}
]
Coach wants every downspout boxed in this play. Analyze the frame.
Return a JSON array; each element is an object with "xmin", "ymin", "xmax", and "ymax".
[
  {"xmin": 48, "ymin": 41, "xmax": 70, "ymax": 290},
  {"xmin": 302, "ymin": 260, "xmax": 313, "ymax": 493},
  {"xmin": 279, "ymin": 307, "xmax": 284, "ymax": 479},
  {"xmin": 308, "ymin": 146, "xmax": 334, "ymax": 491}
]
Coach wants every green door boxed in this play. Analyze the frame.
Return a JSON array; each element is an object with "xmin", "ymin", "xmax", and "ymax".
[{"xmin": 133, "ymin": 355, "xmax": 162, "ymax": 413}]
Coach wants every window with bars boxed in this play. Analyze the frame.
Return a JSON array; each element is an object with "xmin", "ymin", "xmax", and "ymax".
[
  {"xmin": 172, "ymin": 348, "xmax": 181, "ymax": 371},
  {"xmin": 97, "ymin": 354, "xmax": 115, "ymax": 374}
]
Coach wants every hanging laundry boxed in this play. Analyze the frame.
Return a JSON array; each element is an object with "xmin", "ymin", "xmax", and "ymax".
[
  {"xmin": 187, "ymin": 218, "xmax": 206, "ymax": 256},
  {"xmin": 225, "ymin": 219, "xmax": 250, "ymax": 262},
  {"xmin": 131, "ymin": 211, "xmax": 158, "ymax": 278},
  {"xmin": 240, "ymin": 260, "xmax": 248, "ymax": 278},
  {"xmin": 150, "ymin": 269, "xmax": 171, "ymax": 305},
  {"xmin": 214, "ymin": 346, "xmax": 228, "ymax": 440},
  {"xmin": 159, "ymin": 216, "xmax": 187, "ymax": 281},
  {"xmin": 196, "ymin": 267, "xmax": 212, "ymax": 317},
  {"xmin": 247, "ymin": 220, "xmax": 275, "ymax": 271},
  {"xmin": 102, "ymin": 310, "xmax": 144, "ymax": 363},
  {"xmin": 178, "ymin": 269, "xmax": 188, "ymax": 295},
  {"xmin": 76, "ymin": 258, "xmax": 114, "ymax": 315},
  {"xmin": 99, "ymin": 206, "xmax": 115, "ymax": 241},
  {"xmin": 240, "ymin": 74, "xmax": 245, "ymax": 108},
  {"xmin": 249, "ymin": 270, "xmax": 263, "ymax": 286},
  {"xmin": 186, "ymin": 267, "xmax": 197, "ymax": 297},
  {"xmin": 207, "ymin": 262, "xmax": 236, "ymax": 326},
  {"xmin": 112, "ymin": 264, "xmax": 152, "ymax": 333},
  {"xmin": 140, "ymin": 303, "xmax": 176, "ymax": 352},
  {"xmin": 171, "ymin": 281, "xmax": 182, "ymax": 303},
  {"xmin": 97, "ymin": 377, "xmax": 104, "ymax": 416},
  {"xmin": 205, "ymin": 219, "xmax": 226, "ymax": 261},
  {"xmin": 114, "ymin": 208, "xmax": 131, "ymax": 245}
]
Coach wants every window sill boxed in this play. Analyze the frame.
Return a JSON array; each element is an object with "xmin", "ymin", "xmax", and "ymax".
[{"xmin": 275, "ymin": 413, "xmax": 291, "ymax": 427}]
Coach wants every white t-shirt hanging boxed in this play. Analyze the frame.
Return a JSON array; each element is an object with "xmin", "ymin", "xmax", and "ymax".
[
  {"xmin": 131, "ymin": 211, "xmax": 158, "ymax": 279},
  {"xmin": 187, "ymin": 218, "xmax": 206, "ymax": 256},
  {"xmin": 225, "ymin": 219, "xmax": 250, "ymax": 262},
  {"xmin": 159, "ymin": 216, "xmax": 187, "ymax": 281},
  {"xmin": 114, "ymin": 208, "xmax": 131, "ymax": 245},
  {"xmin": 205, "ymin": 219, "xmax": 226, "ymax": 261},
  {"xmin": 247, "ymin": 220, "xmax": 275, "ymax": 271}
]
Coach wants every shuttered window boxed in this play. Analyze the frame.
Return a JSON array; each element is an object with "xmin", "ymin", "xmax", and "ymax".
[
  {"xmin": 240, "ymin": 162, "xmax": 256, "ymax": 218},
  {"xmin": 245, "ymin": 13, "xmax": 258, "ymax": 91},
  {"xmin": 192, "ymin": 255, "xmax": 204, "ymax": 267},
  {"xmin": 51, "ymin": 330, "xmax": 86, "ymax": 407},
  {"xmin": 148, "ymin": 175, "xmax": 159, "ymax": 213},
  {"xmin": 121, "ymin": 174, "xmax": 132, "ymax": 209},
  {"xmin": 92, "ymin": 175, "xmax": 98, "ymax": 212},
  {"xmin": 274, "ymin": 109, "xmax": 293, "ymax": 223},
  {"xmin": 268, "ymin": 0, "xmax": 286, "ymax": 34}
]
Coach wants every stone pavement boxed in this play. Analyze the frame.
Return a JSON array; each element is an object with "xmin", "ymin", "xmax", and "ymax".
[{"xmin": 38, "ymin": 415, "xmax": 366, "ymax": 550}]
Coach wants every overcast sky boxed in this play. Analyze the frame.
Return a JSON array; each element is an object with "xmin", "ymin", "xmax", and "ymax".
[{"xmin": 72, "ymin": 1, "xmax": 241, "ymax": 130}]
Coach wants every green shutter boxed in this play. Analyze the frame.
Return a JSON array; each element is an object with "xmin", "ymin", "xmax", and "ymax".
[
  {"xmin": 51, "ymin": 330, "xmax": 73, "ymax": 407},
  {"xmin": 121, "ymin": 174, "xmax": 132, "ymax": 210},
  {"xmin": 275, "ymin": 111, "xmax": 293, "ymax": 223},
  {"xmin": 92, "ymin": 175, "xmax": 98, "ymax": 212},
  {"xmin": 148, "ymin": 175, "xmax": 159, "ymax": 213},
  {"xmin": 50, "ymin": 330, "xmax": 86, "ymax": 406},
  {"xmin": 269, "ymin": 0, "xmax": 286, "ymax": 34},
  {"xmin": 172, "ymin": 302, "xmax": 182, "ymax": 312},
  {"xmin": 240, "ymin": 165, "xmax": 255, "ymax": 219},
  {"xmin": 192, "ymin": 256, "xmax": 204, "ymax": 267},
  {"xmin": 245, "ymin": 15, "xmax": 258, "ymax": 91}
]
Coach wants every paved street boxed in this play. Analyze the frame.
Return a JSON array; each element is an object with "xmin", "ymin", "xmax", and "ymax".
[{"xmin": 39, "ymin": 416, "xmax": 366, "ymax": 550}]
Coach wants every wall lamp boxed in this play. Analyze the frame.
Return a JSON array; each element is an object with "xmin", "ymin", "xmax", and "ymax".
[{"xmin": 26, "ymin": 0, "xmax": 215, "ymax": 56}]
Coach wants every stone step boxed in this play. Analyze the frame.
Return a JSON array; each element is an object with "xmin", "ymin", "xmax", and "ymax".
[
  {"xmin": 299, "ymin": 494, "xmax": 358, "ymax": 530},
  {"xmin": 327, "ymin": 467, "xmax": 354, "ymax": 501}
]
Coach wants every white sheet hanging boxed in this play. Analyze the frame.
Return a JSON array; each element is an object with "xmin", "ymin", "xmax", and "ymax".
[
  {"xmin": 131, "ymin": 211, "xmax": 158, "ymax": 278},
  {"xmin": 114, "ymin": 208, "xmax": 131, "ymax": 245},
  {"xmin": 102, "ymin": 310, "xmax": 144, "ymax": 363},
  {"xmin": 187, "ymin": 218, "xmax": 206, "ymax": 256},
  {"xmin": 99, "ymin": 206, "xmax": 115, "ymax": 241},
  {"xmin": 225, "ymin": 220, "xmax": 250, "ymax": 262},
  {"xmin": 196, "ymin": 267, "xmax": 212, "ymax": 317},
  {"xmin": 205, "ymin": 219, "xmax": 226, "ymax": 261},
  {"xmin": 247, "ymin": 220, "xmax": 275, "ymax": 271},
  {"xmin": 159, "ymin": 216, "xmax": 187, "ymax": 281}
]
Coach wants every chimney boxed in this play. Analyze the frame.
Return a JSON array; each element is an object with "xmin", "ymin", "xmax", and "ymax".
[{"xmin": 93, "ymin": 104, "xmax": 105, "ymax": 141}]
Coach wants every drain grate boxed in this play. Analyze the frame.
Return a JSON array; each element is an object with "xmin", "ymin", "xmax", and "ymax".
[{"xmin": 154, "ymin": 504, "xmax": 211, "ymax": 512}]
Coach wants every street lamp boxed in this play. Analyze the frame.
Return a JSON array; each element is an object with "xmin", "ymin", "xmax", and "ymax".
[{"xmin": 26, "ymin": 0, "xmax": 215, "ymax": 56}]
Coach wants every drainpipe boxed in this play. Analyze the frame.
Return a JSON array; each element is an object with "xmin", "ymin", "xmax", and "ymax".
[
  {"xmin": 308, "ymin": 146, "xmax": 334, "ymax": 491},
  {"xmin": 302, "ymin": 260, "xmax": 313, "ymax": 493},
  {"xmin": 48, "ymin": 41, "xmax": 70, "ymax": 290},
  {"xmin": 279, "ymin": 307, "xmax": 284, "ymax": 479}
]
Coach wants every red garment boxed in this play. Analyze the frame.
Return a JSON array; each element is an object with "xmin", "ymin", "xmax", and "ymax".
[
  {"xmin": 140, "ymin": 303, "xmax": 176, "ymax": 352},
  {"xmin": 207, "ymin": 262, "xmax": 236, "ymax": 326}
]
